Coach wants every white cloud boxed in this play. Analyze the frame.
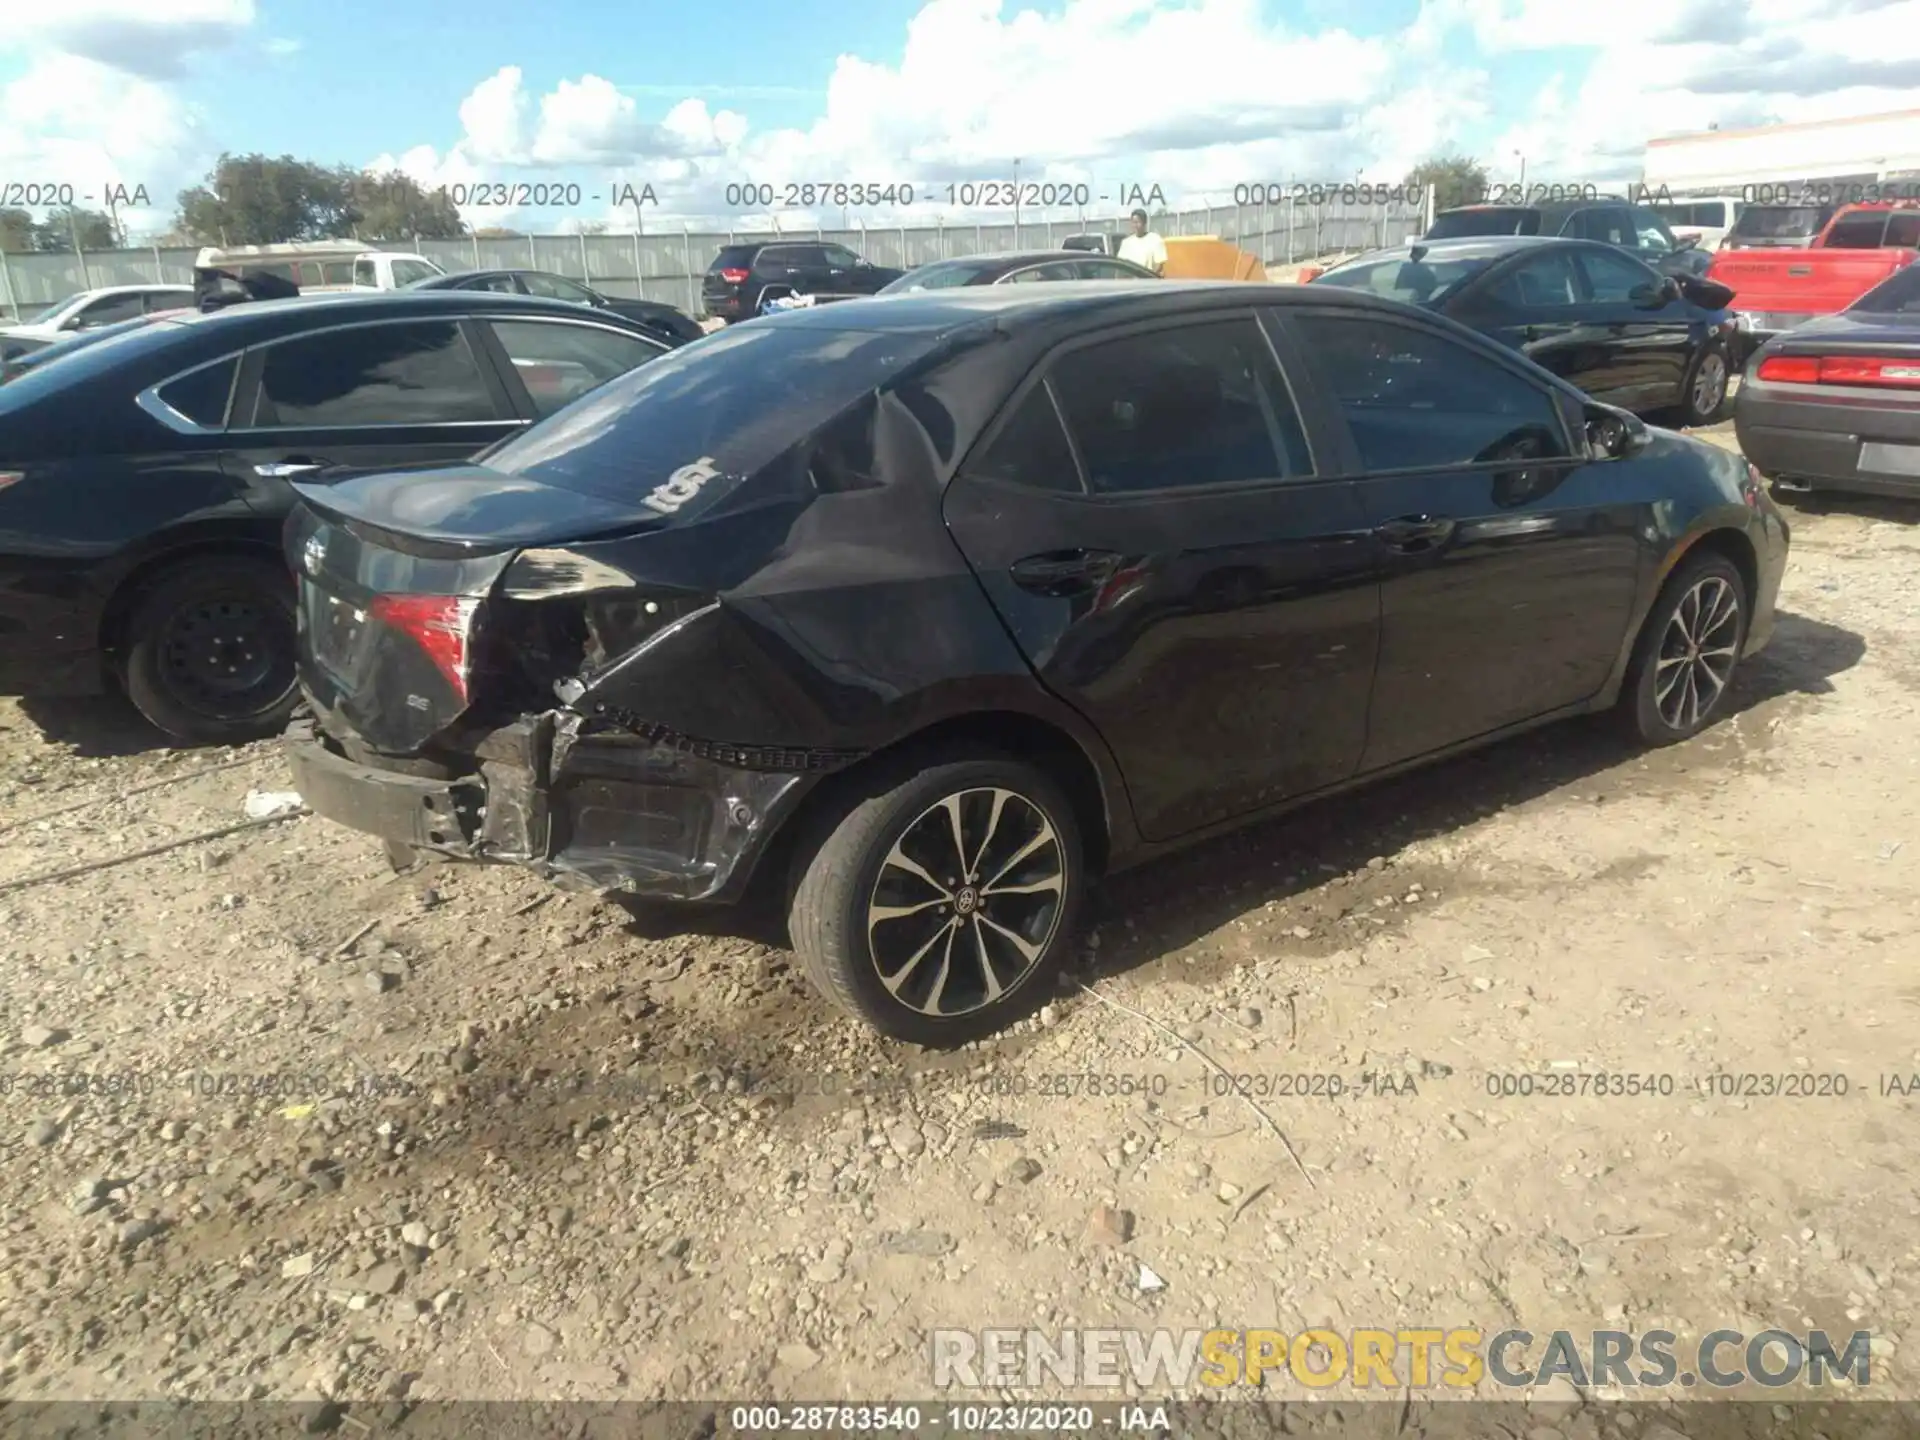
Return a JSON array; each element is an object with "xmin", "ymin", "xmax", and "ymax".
[
  {"xmin": 3, "ymin": 0, "xmax": 254, "ymax": 80},
  {"xmin": 1418, "ymin": 0, "xmax": 1920, "ymax": 181},
  {"xmin": 0, "ymin": 54, "xmax": 207, "ymax": 227}
]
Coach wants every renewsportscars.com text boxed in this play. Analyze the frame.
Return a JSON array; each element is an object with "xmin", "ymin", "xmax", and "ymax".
[{"xmin": 930, "ymin": 1327, "xmax": 1873, "ymax": 1391}]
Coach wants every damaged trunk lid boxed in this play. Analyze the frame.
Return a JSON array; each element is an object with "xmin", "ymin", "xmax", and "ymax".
[{"xmin": 287, "ymin": 465, "xmax": 671, "ymax": 755}]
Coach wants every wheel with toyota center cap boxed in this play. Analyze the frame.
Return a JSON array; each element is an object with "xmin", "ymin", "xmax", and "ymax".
[{"xmin": 788, "ymin": 753, "xmax": 1085, "ymax": 1044}]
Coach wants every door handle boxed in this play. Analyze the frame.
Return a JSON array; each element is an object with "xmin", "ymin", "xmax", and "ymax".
[
  {"xmin": 255, "ymin": 461, "xmax": 324, "ymax": 478},
  {"xmin": 1009, "ymin": 549, "xmax": 1122, "ymax": 597},
  {"xmin": 1374, "ymin": 514, "xmax": 1455, "ymax": 552},
  {"xmin": 1523, "ymin": 325, "xmax": 1541, "ymax": 343}
]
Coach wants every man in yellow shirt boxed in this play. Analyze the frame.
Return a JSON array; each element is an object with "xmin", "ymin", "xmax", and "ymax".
[{"xmin": 1117, "ymin": 208, "xmax": 1167, "ymax": 275}]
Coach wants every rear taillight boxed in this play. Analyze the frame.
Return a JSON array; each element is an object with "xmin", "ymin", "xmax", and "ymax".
[
  {"xmin": 718, "ymin": 267, "xmax": 749, "ymax": 284},
  {"xmin": 1757, "ymin": 356, "xmax": 1819, "ymax": 383},
  {"xmin": 1759, "ymin": 354, "xmax": 1920, "ymax": 387},
  {"xmin": 370, "ymin": 594, "xmax": 479, "ymax": 702},
  {"xmin": 0, "ymin": 472, "xmax": 22, "ymax": 494}
]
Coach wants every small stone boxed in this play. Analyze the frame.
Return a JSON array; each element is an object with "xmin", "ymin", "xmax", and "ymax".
[
  {"xmin": 886, "ymin": 1121, "xmax": 925, "ymax": 1160},
  {"xmin": 1006, "ymin": 1157, "xmax": 1042, "ymax": 1185},
  {"xmin": 1239, "ymin": 1007, "xmax": 1261, "ymax": 1028},
  {"xmin": 401, "ymin": 1222, "xmax": 430, "ymax": 1248},
  {"xmin": 971, "ymin": 1180, "xmax": 997, "ymax": 1204},
  {"xmin": 282, "ymin": 1252, "xmax": 318, "ymax": 1278},
  {"xmin": 450, "ymin": 1048, "xmax": 478, "ymax": 1074},
  {"xmin": 1038, "ymin": 1004, "xmax": 1059, "ymax": 1028},
  {"xmin": 362, "ymin": 1262, "xmax": 403, "ymax": 1296},
  {"xmin": 365, "ymin": 970, "xmax": 398, "ymax": 995},
  {"xmin": 1088, "ymin": 1205, "xmax": 1135, "ymax": 1247},
  {"xmin": 20, "ymin": 1025, "xmax": 66, "ymax": 1049},
  {"xmin": 1217, "ymin": 1181, "xmax": 1242, "ymax": 1203},
  {"xmin": 1289, "ymin": 926, "xmax": 1311, "ymax": 941},
  {"xmin": 777, "ymin": 1343, "xmax": 822, "ymax": 1371},
  {"xmin": 657, "ymin": 1236, "xmax": 690, "ymax": 1260},
  {"xmin": 27, "ymin": 1118, "xmax": 60, "ymax": 1147},
  {"xmin": 523, "ymin": 1323, "xmax": 556, "ymax": 1358},
  {"xmin": 118, "ymin": 1217, "xmax": 164, "ymax": 1251}
]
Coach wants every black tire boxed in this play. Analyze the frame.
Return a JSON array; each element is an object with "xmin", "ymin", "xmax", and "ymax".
[
  {"xmin": 120, "ymin": 555, "xmax": 299, "ymax": 746},
  {"xmin": 788, "ymin": 752, "xmax": 1085, "ymax": 1045},
  {"xmin": 1618, "ymin": 551, "xmax": 1749, "ymax": 746},
  {"xmin": 1677, "ymin": 341, "xmax": 1731, "ymax": 427}
]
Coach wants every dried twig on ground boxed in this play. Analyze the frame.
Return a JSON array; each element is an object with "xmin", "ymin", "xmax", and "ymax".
[
  {"xmin": 0, "ymin": 754, "xmax": 260, "ymax": 837},
  {"xmin": 1078, "ymin": 981, "xmax": 1315, "ymax": 1190},
  {"xmin": 0, "ymin": 810, "xmax": 309, "ymax": 896}
]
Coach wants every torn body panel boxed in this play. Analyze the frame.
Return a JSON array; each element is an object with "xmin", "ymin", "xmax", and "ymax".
[{"xmin": 289, "ymin": 702, "xmax": 831, "ymax": 902}]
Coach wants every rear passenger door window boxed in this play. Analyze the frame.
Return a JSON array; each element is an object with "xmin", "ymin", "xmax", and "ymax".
[
  {"xmin": 1577, "ymin": 248, "xmax": 1659, "ymax": 305},
  {"xmin": 1487, "ymin": 251, "xmax": 1582, "ymax": 308},
  {"xmin": 486, "ymin": 319, "xmax": 663, "ymax": 417},
  {"xmin": 249, "ymin": 321, "xmax": 501, "ymax": 428},
  {"xmin": 1288, "ymin": 313, "xmax": 1570, "ymax": 472},
  {"xmin": 1047, "ymin": 318, "xmax": 1313, "ymax": 492},
  {"xmin": 963, "ymin": 385, "xmax": 1083, "ymax": 494},
  {"xmin": 156, "ymin": 356, "xmax": 240, "ymax": 430},
  {"xmin": 1826, "ymin": 212, "xmax": 1890, "ymax": 248}
]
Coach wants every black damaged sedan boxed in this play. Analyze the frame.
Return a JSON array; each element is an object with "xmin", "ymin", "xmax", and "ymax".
[{"xmin": 286, "ymin": 283, "xmax": 1789, "ymax": 1043}]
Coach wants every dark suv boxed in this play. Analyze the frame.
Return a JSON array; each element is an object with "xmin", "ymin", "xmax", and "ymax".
[
  {"xmin": 1427, "ymin": 199, "xmax": 1709, "ymax": 277},
  {"xmin": 702, "ymin": 242, "xmax": 904, "ymax": 321}
]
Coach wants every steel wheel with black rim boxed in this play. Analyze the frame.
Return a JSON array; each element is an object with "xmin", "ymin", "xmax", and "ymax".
[
  {"xmin": 788, "ymin": 754, "xmax": 1085, "ymax": 1044},
  {"xmin": 1678, "ymin": 341, "xmax": 1730, "ymax": 427},
  {"xmin": 1619, "ymin": 550, "xmax": 1748, "ymax": 745},
  {"xmin": 121, "ymin": 556, "xmax": 300, "ymax": 745}
]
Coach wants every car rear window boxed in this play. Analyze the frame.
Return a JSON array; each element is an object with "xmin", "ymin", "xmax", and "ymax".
[
  {"xmin": 1825, "ymin": 212, "xmax": 1891, "ymax": 248},
  {"xmin": 1849, "ymin": 264, "xmax": 1920, "ymax": 313},
  {"xmin": 1425, "ymin": 209, "xmax": 1536, "ymax": 239},
  {"xmin": 882, "ymin": 260, "xmax": 999, "ymax": 293},
  {"xmin": 0, "ymin": 318, "xmax": 192, "ymax": 413},
  {"xmin": 1729, "ymin": 205, "xmax": 1829, "ymax": 241},
  {"xmin": 710, "ymin": 246, "xmax": 759, "ymax": 272},
  {"xmin": 1312, "ymin": 254, "xmax": 1490, "ymax": 304},
  {"xmin": 479, "ymin": 323, "xmax": 948, "ymax": 517}
]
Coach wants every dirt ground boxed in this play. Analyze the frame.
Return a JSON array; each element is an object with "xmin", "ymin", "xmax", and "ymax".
[{"xmin": 2, "ymin": 423, "xmax": 1917, "ymax": 1427}]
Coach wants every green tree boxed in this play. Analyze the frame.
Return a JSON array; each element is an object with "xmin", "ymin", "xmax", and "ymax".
[
  {"xmin": 1404, "ymin": 155, "xmax": 1490, "ymax": 212},
  {"xmin": 36, "ymin": 206, "xmax": 119, "ymax": 251},
  {"xmin": 0, "ymin": 207, "xmax": 34, "ymax": 253},
  {"xmin": 340, "ymin": 169, "xmax": 464, "ymax": 241},
  {"xmin": 175, "ymin": 153, "xmax": 355, "ymax": 245}
]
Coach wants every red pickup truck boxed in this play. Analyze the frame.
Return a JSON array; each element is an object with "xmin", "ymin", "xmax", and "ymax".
[{"xmin": 1709, "ymin": 202, "xmax": 1920, "ymax": 346}]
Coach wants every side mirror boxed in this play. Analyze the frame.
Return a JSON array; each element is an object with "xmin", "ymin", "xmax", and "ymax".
[
  {"xmin": 1584, "ymin": 402, "xmax": 1649, "ymax": 460},
  {"xmin": 1673, "ymin": 233, "xmax": 1701, "ymax": 252},
  {"xmin": 854, "ymin": 257, "xmax": 872, "ymax": 268}
]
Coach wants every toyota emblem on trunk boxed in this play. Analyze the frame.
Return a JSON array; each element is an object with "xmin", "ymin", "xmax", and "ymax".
[{"xmin": 302, "ymin": 534, "xmax": 325, "ymax": 576}]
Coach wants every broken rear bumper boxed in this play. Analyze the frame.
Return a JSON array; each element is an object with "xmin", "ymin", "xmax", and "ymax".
[{"xmin": 285, "ymin": 711, "xmax": 820, "ymax": 903}]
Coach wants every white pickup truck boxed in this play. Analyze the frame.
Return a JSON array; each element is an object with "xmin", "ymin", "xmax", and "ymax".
[{"xmin": 194, "ymin": 242, "xmax": 444, "ymax": 298}]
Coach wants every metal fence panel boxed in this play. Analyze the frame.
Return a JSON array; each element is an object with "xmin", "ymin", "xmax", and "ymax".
[{"xmin": 0, "ymin": 192, "xmax": 1429, "ymax": 320}]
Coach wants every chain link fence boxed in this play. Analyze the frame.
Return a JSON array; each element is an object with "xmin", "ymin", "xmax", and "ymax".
[{"xmin": 0, "ymin": 193, "xmax": 1428, "ymax": 322}]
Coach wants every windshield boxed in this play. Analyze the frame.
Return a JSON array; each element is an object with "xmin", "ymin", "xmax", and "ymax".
[
  {"xmin": 1730, "ymin": 206, "xmax": 1828, "ymax": 240},
  {"xmin": 1426, "ymin": 209, "xmax": 1535, "ymax": 239},
  {"xmin": 481, "ymin": 322, "xmax": 946, "ymax": 512},
  {"xmin": 1311, "ymin": 254, "xmax": 1491, "ymax": 305},
  {"xmin": 24, "ymin": 295, "xmax": 82, "ymax": 325},
  {"xmin": 880, "ymin": 261, "xmax": 997, "ymax": 293},
  {"xmin": 1849, "ymin": 264, "xmax": 1920, "ymax": 315}
]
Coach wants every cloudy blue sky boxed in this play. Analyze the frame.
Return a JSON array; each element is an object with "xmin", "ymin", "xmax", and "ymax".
[{"xmin": 3, "ymin": 0, "xmax": 1915, "ymax": 236}]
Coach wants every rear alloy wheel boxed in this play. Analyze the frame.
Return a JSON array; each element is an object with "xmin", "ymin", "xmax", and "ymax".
[
  {"xmin": 1619, "ymin": 552, "xmax": 1748, "ymax": 745},
  {"xmin": 1678, "ymin": 342, "xmax": 1730, "ymax": 427},
  {"xmin": 121, "ymin": 557, "xmax": 299, "ymax": 745},
  {"xmin": 788, "ymin": 756, "xmax": 1084, "ymax": 1044}
]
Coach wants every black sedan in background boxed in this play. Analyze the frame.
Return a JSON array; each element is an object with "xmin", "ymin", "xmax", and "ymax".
[
  {"xmin": 0, "ymin": 292, "xmax": 670, "ymax": 744},
  {"xmin": 880, "ymin": 251, "xmax": 1159, "ymax": 292},
  {"xmin": 1425, "ymin": 198, "xmax": 1711, "ymax": 278},
  {"xmin": 283, "ymin": 283, "xmax": 1786, "ymax": 1044},
  {"xmin": 409, "ymin": 269, "xmax": 704, "ymax": 345},
  {"xmin": 1736, "ymin": 264, "xmax": 1920, "ymax": 501},
  {"xmin": 1313, "ymin": 236, "xmax": 1740, "ymax": 426}
]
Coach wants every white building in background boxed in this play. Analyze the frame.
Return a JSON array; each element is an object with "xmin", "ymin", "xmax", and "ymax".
[{"xmin": 1642, "ymin": 109, "xmax": 1920, "ymax": 196}]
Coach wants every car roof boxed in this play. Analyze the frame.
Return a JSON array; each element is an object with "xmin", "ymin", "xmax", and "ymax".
[
  {"xmin": 751, "ymin": 280, "xmax": 1435, "ymax": 336},
  {"xmin": 922, "ymin": 251, "xmax": 1116, "ymax": 268},
  {"xmin": 74, "ymin": 284, "xmax": 194, "ymax": 298},
  {"xmin": 150, "ymin": 290, "xmax": 651, "ymax": 338},
  {"xmin": 1440, "ymin": 198, "xmax": 1628, "ymax": 216},
  {"xmin": 1353, "ymin": 235, "xmax": 1595, "ymax": 262}
]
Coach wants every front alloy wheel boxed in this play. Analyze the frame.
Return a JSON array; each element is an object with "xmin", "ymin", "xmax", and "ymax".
[
  {"xmin": 1621, "ymin": 551, "xmax": 1748, "ymax": 745},
  {"xmin": 789, "ymin": 755, "xmax": 1084, "ymax": 1044}
]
